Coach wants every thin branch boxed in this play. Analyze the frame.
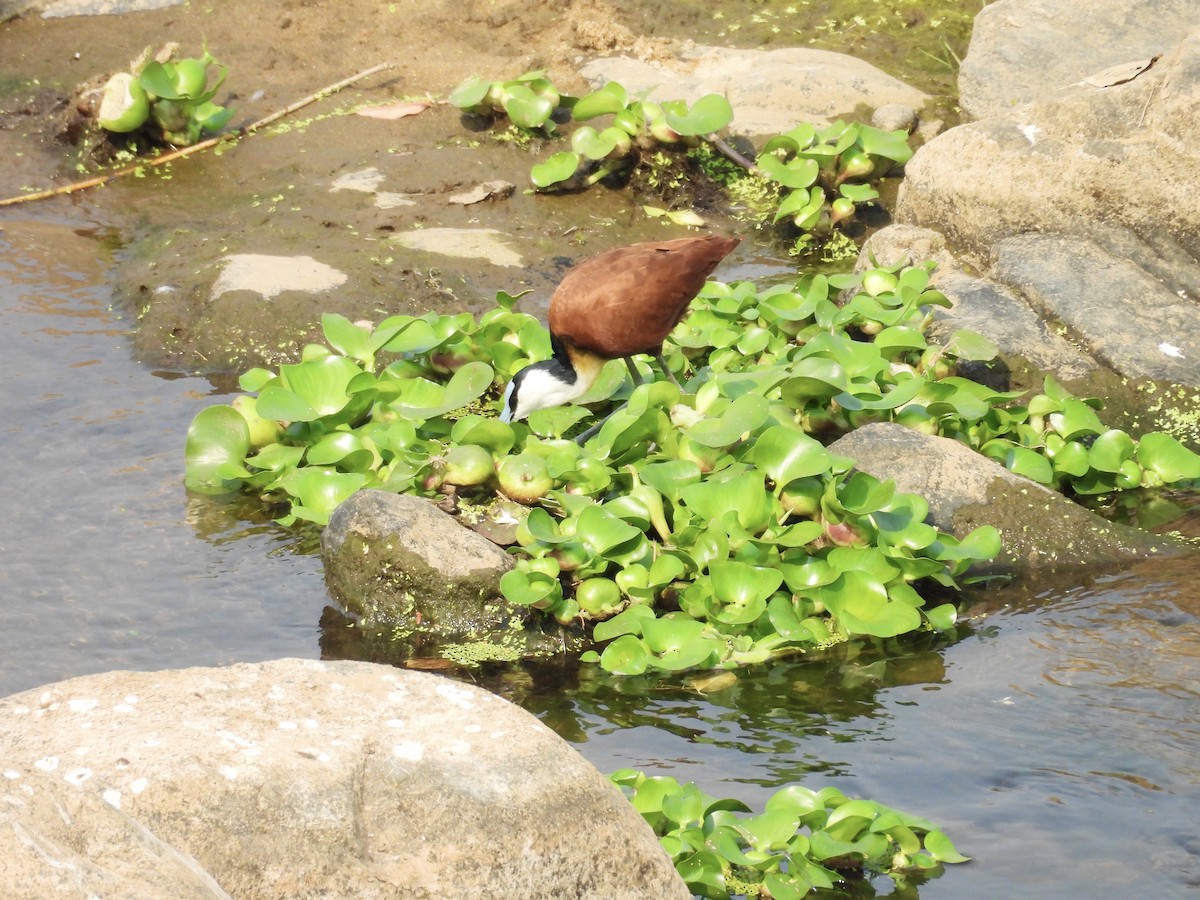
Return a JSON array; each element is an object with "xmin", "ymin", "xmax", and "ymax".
[
  {"xmin": 0, "ymin": 61, "xmax": 395, "ymax": 208},
  {"xmin": 706, "ymin": 134, "xmax": 758, "ymax": 173}
]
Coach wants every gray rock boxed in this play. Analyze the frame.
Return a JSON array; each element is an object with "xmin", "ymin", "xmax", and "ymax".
[
  {"xmin": 959, "ymin": 0, "xmax": 1196, "ymax": 119},
  {"xmin": 322, "ymin": 490, "xmax": 517, "ymax": 636},
  {"xmin": 580, "ymin": 45, "xmax": 930, "ymax": 135},
  {"xmin": 859, "ymin": 225, "xmax": 1097, "ymax": 387},
  {"xmin": 829, "ymin": 423, "xmax": 1186, "ymax": 575},
  {"xmin": 990, "ymin": 234, "xmax": 1200, "ymax": 385},
  {"xmin": 894, "ymin": 23, "xmax": 1200, "ymax": 398},
  {"xmin": 857, "ymin": 223, "xmax": 957, "ymax": 274},
  {"xmin": 870, "ymin": 103, "xmax": 917, "ymax": 134},
  {"xmin": 0, "ymin": 659, "xmax": 688, "ymax": 899},
  {"xmin": 930, "ymin": 270, "xmax": 1098, "ymax": 386},
  {"xmin": 900, "ymin": 26, "xmax": 1200, "ymax": 266}
]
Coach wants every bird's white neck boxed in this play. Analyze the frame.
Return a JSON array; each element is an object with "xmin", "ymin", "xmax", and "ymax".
[{"xmin": 500, "ymin": 349, "xmax": 608, "ymax": 422}]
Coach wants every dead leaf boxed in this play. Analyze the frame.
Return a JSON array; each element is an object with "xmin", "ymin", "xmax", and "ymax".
[
  {"xmin": 447, "ymin": 180, "xmax": 515, "ymax": 205},
  {"xmin": 642, "ymin": 205, "xmax": 706, "ymax": 227},
  {"xmin": 356, "ymin": 100, "xmax": 431, "ymax": 120},
  {"xmin": 1083, "ymin": 56, "xmax": 1159, "ymax": 89}
]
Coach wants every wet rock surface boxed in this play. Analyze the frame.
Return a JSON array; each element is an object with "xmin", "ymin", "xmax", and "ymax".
[
  {"xmin": 830, "ymin": 423, "xmax": 1187, "ymax": 576},
  {"xmin": 321, "ymin": 489, "xmax": 517, "ymax": 635}
]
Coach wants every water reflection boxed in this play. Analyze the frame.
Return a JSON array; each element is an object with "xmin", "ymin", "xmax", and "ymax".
[{"xmin": 474, "ymin": 559, "xmax": 1200, "ymax": 897}]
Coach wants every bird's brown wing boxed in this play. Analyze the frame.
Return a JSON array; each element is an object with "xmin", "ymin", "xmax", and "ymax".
[{"xmin": 549, "ymin": 235, "xmax": 740, "ymax": 358}]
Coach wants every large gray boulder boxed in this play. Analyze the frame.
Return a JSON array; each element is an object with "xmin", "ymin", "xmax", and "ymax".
[
  {"xmin": 958, "ymin": 0, "xmax": 1196, "ymax": 119},
  {"xmin": 0, "ymin": 659, "xmax": 688, "ymax": 899},
  {"xmin": 886, "ymin": 9, "xmax": 1200, "ymax": 432},
  {"xmin": 581, "ymin": 45, "xmax": 930, "ymax": 134},
  {"xmin": 830, "ymin": 424, "xmax": 1185, "ymax": 575}
]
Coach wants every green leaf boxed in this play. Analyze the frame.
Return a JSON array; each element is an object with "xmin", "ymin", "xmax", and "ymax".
[
  {"xmin": 531, "ymin": 151, "xmax": 582, "ymax": 188},
  {"xmin": 184, "ymin": 405, "xmax": 251, "ymax": 494},
  {"xmin": 448, "ymin": 74, "xmax": 491, "ymax": 109},
  {"xmin": 756, "ymin": 153, "xmax": 820, "ymax": 189},
  {"xmin": 943, "ymin": 328, "xmax": 998, "ymax": 362},
  {"xmin": 273, "ymin": 355, "xmax": 365, "ymax": 420},
  {"xmin": 856, "ymin": 124, "xmax": 913, "ymax": 166},
  {"xmin": 572, "ymin": 81, "xmax": 628, "ymax": 120},
  {"xmin": 837, "ymin": 182, "xmax": 879, "ymax": 203},
  {"xmin": 780, "ymin": 357, "xmax": 849, "ymax": 404},
  {"xmin": 1136, "ymin": 432, "xmax": 1200, "ymax": 483},
  {"xmin": 593, "ymin": 605, "xmax": 655, "ymax": 642},
  {"xmin": 1051, "ymin": 440, "xmax": 1091, "ymax": 477},
  {"xmin": 710, "ymin": 560, "xmax": 782, "ymax": 613},
  {"xmin": 751, "ymin": 425, "xmax": 834, "ymax": 488},
  {"xmin": 1088, "ymin": 429, "xmax": 1136, "ymax": 473},
  {"xmin": 685, "ymin": 393, "xmax": 770, "ymax": 448},
  {"xmin": 1005, "ymin": 445, "xmax": 1055, "ymax": 484},
  {"xmin": 676, "ymin": 850, "xmax": 727, "ymax": 895},
  {"xmin": 139, "ymin": 61, "xmax": 187, "ymax": 100},
  {"xmin": 599, "ymin": 633, "xmax": 650, "ymax": 675},
  {"xmin": 395, "ymin": 361, "xmax": 493, "ymax": 418},
  {"xmin": 279, "ymin": 467, "xmax": 367, "ymax": 525},
  {"xmin": 499, "ymin": 568, "xmax": 562, "ymax": 607},
  {"xmin": 821, "ymin": 571, "xmax": 921, "ymax": 638},
  {"xmin": 925, "ymin": 829, "xmax": 971, "ymax": 863},
  {"xmin": 577, "ymin": 504, "xmax": 642, "ymax": 555},
  {"xmin": 570, "ymin": 125, "xmax": 619, "ymax": 160},
  {"xmin": 923, "ymin": 603, "xmax": 958, "ymax": 631},
  {"xmin": 664, "ymin": 93, "xmax": 733, "ymax": 135},
  {"xmin": 502, "ymin": 84, "xmax": 553, "ymax": 128},
  {"xmin": 1048, "ymin": 398, "xmax": 1105, "ymax": 440},
  {"xmin": 681, "ymin": 472, "xmax": 772, "ymax": 534}
]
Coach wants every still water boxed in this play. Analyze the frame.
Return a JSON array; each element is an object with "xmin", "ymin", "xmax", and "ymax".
[{"xmin": 0, "ymin": 214, "xmax": 1197, "ymax": 897}]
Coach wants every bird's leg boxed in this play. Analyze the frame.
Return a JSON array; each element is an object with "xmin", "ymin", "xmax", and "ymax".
[
  {"xmin": 573, "ymin": 415, "xmax": 611, "ymax": 444},
  {"xmin": 623, "ymin": 357, "xmax": 644, "ymax": 386},
  {"xmin": 574, "ymin": 355, "xmax": 682, "ymax": 445},
  {"xmin": 654, "ymin": 352, "xmax": 683, "ymax": 389}
]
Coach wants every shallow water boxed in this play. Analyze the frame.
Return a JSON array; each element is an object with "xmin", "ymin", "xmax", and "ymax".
[
  {"xmin": 1, "ymin": 213, "xmax": 1198, "ymax": 897},
  {"xmin": 0, "ymin": 216, "xmax": 327, "ymax": 694}
]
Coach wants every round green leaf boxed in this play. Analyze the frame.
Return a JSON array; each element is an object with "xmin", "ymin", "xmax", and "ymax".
[
  {"xmin": 925, "ymin": 829, "xmax": 971, "ymax": 863},
  {"xmin": 1088, "ymin": 429, "xmax": 1136, "ymax": 473},
  {"xmin": 572, "ymin": 81, "xmax": 628, "ymax": 120},
  {"xmin": 1136, "ymin": 431, "xmax": 1200, "ymax": 483},
  {"xmin": 751, "ymin": 425, "xmax": 834, "ymax": 488},
  {"xmin": 664, "ymin": 93, "xmax": 733, "ymax": 135},
  {"xmin": 756, "ymin": 153, "xmax": 820, "ymax": 189},
  {"xmin": 184, "ymin": 405, "xmax": 251, "ymax": 494},
  {"xmin": 531, "ymin": 151, "xmax": 582, "ymax": 188},
  {"xmin": 599, "ymin": 633, "xmax": 650, "ymax": 675},
  {"xmin": 502, "ymin": 84, "xmax": 553, "ymax": 128}
]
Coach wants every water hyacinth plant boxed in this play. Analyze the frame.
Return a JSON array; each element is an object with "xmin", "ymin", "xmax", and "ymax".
[
  {"xmin": 612, "ymin": 770, "xmax": 969, "ymax": 898},
  {"xmin": 97, "ymin": 48, "xmax": 234, "ymax": 146},
  {"xmin": 185, "ymin": 258, "xmax": 1200, "ymax": 675},
  {"xmin": 448, "ymin": 73, "xmax": 914, "ymax": 251}
]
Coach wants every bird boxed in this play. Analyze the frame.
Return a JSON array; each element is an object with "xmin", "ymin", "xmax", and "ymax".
[{"xmin": 499, "ymin": 235, "xmax": 740, "ymax": 426}]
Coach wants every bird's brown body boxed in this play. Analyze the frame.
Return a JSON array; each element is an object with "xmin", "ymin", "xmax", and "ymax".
[
  {"xmin": 548, "ymin": 235, "xmax": 741, "ymax": 377},
  {"xmin": 499, "ymin": 234, "xmax": 740, "ymax": 427}
]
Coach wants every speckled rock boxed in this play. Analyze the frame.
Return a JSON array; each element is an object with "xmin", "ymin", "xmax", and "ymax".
[
  {"xmin": 0, "ymin": 659, "xmax": 689, "ymax": 900},
  {"xmin": 830, "ymin": 423, "xmax": 1187, "ymax": 576}
]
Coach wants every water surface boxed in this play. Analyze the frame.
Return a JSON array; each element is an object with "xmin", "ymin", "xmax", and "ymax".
[{"xmin": 0, "ymin": 214, "xmax": 1197, "ymax": 898}]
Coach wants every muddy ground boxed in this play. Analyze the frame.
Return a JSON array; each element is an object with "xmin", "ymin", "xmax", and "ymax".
[{"xmin": 0, "ymin": 0, "xmax": 974, "ymax": 373}]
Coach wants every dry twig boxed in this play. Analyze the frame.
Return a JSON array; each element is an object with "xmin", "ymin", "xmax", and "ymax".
[{"xmin": 0, "ymin": 61, "xmax": 395, "ymax": 208}]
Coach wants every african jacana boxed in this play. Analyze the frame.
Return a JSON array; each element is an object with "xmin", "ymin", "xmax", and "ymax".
[{"xmin": 499, "ymin": 235, "xmax": 740, "ymax": 425}]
